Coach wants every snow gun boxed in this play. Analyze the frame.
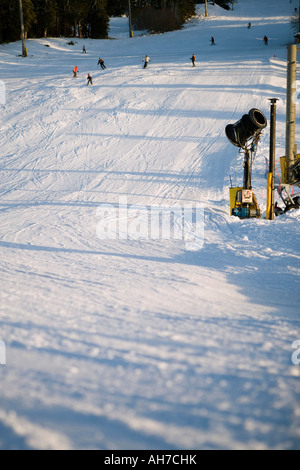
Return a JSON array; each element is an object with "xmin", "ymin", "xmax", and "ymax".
[{"xmin": 226, "ymin": 108, "xmax": 267, "ymax": 219}]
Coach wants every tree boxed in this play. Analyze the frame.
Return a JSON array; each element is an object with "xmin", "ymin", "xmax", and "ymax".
[
  {"xmin": 132, "ymin": 0, "xmax": 195, "ymax": 32},
  {"xmin": 177, "ymin": 0, "xmax": 195, "ymax": 24},
  {"xmin": 87, "ymin": 0, "xmax": 109, "ymax": 38},
  {"xmin": 214, "ymin": 0, "xmax": 231, "ymax": 10},
  {"xmin": 23, "ymin": 0, "xmax": 37, "ymax": 37},
  {"xmin": 107, "ymin": 0, "xmax": 128, "ymax": 16},
  {"xmin": 0, "ymin": 0, "xmax": 110, "ymax": 43},
  {"xmin": 55, "ymin": 0, "xmax": 72, "ymax": 37},
  {"xmin": 0, "ymin": 0, "xmax": 36, "ymax": 43},
  {"xmin": 32, "ymin": 0, "xmax": 58, "ymax": 37},
  {"xmin": 0, "ymin": 1, "xmax": 19, "ymax": 43},
  {"xmin": 68, "ymin": 0, "xmax": 90, "ymax": 38}
]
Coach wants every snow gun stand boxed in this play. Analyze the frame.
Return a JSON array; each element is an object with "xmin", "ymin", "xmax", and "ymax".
[
  {"xmin": 229, "ymin": 149, "xmax": 261, "ymax": 219},
  {"xmin": 225, "ymin": 108, "xmax": 267, "ymax": 219},
  {"xmin": 230, "ymin": 187, "xmax": 260, "ymax": 219}
]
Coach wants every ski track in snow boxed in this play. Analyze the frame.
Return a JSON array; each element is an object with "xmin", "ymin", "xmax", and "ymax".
[{"xmin": 0, "ymin": 1, "xmax": 300, "ymax": 450}]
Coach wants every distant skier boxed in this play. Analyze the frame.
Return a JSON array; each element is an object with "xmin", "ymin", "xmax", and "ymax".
[
  {"xmin": 263, "ymin": 35, "xmax": 268, "ymax": 45},
  {"xmin": 210, "ymin": 37, "xmax": 215, "ymax": 45},
  {"xmin": 82, "ymin": 45, "xmax": 87, "ymax": 53},
  {"xmin": 87, "ymin": 73, "xmax": 93, "ymax": 86},
  {"xmin": 247, "ymin": 22, "xmax": 251, "ymax": 29},
  {"xmin": 190, "ymin": 54, "xmax": 196, "ymax": 67},
  {"xmin": 143, "ymin": 55, "xmax": 150, "ymax": 69},
  {"xmin": 98, "ymin": 57, "xmax": 106, "ymax": 69},
  {"xmin": 73, "ymin": 66, "xmax": 78, "ymax": 77}
]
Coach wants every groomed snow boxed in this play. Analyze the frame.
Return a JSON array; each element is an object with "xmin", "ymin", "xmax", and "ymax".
[{"xmin": 0, "ymin": 0, "xmax": 299, "ymax": 450}]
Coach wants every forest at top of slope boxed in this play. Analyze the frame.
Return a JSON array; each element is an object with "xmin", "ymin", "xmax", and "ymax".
[{"xmin": 0, "ymin": 0, "xmax": 224, "ymax": 43}]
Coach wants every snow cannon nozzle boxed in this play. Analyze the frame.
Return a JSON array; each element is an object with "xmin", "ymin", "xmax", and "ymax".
[{"xmin": 225, "ymin": 108, "xmax": 267, "ymax": 149}]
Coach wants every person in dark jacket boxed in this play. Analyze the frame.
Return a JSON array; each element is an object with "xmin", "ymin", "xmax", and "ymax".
[{"xmin": 98, "ymin": 57, "xmax": 106, "ymax": 69}]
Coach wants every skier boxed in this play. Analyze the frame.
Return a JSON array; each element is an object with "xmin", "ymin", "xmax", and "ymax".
[
  {"xmin": 82, "ymin": 45, "xmax": 87, "ymax": 53},
  {"xmin": 247, "ymin": 22, "xmax": 251, "ymax": 29},
  {"xmin": 263, "ymin": 35, "xmax": 268, "ymax": 45},
  {"xmin": 210, "ymin": 36, "xmax": 215, "ymax": 45},
  {"xmin": 73, "ymin": 66, "xmax": 78, "ymax": 77},
  {"xmin": 143, "ymin": 55, "xmax": 150, "ymax": 69},
  {"xmin": 98, "ymin": 57, "xmax": 106, "ymax": 69},
  {"xmin": 190, "ymin": 54, "xmax": 196, "ymax": 67},
  {"xmin": 87, "ymin": 73, "xmax": 93, "ymax": 86}
]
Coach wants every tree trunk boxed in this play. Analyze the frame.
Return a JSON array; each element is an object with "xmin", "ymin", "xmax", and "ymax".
[{"xmin": 56, "ymin": 16, "xmax": 60, "ymax": 37}]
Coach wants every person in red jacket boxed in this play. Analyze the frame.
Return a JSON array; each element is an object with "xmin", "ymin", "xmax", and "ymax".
[
  {"xmin": 87, "ymin": 73, "xmax": 93, "ymax": 86},
  {"xmin": 73, "ymin": 66, "xmax": 78, "ymax": 77}
]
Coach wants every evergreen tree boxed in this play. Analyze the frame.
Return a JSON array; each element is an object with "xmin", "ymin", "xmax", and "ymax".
[
  {"xmin": 214, "ymin": 0, "xmax": 231, "ymax": 9},
  {"xmin": 87, "ymin": 0, "xmax": 109, "ymax": 39},
  {"xmin": 0, "ymin": 1, "xmax": 19, "ymax": 43},
  {"xmin": 55, "ymin": 0, "xmax": 72, "ymax": 37},
  {"xmin": 68, "ymin": 0, "xmax": 90, "ymax": 37},
  {"xmin": 132, "ymin": 0, "xmax": 195, "ymax": 32},
  {"xmin": 107, "ymin": 0, "xmax": 128, "ymax": 16},
  {"xmin": 32, "ymin": 0, "xmax": 58, "ymax": 37},
  {"xmin": 177, "ymin": 0, "xmax": 195, "ymax": 24},
  {"xmin": 0, "ymin": 0, "xmax": 36, "ymax": 43},
  {"xmin": 49, "ymin": 0, "xmax": 109, "ymax": 39},
  {"xmin": 0, "ymin": 0, "xmax": 113, "ymax": 43},
  {"xmin": 23, "ymin": 0, "xmax": 37, "ymax": 37}
]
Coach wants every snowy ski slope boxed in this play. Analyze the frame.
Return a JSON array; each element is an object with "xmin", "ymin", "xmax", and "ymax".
[{"xmin": 0, "ymin": 0, "xmax": 299, "ymax": 450}]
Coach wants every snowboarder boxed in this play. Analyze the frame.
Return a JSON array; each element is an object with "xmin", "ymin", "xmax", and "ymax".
[
  {"xmin": 98, "ymin": 57, "xmax": 106, "ymax": 69},
  {"xmin": 73, "ymin": 66, "xmax": 78, "ymax": 77},
  {"xmin": 210, "ymin": 37, "xmax": 215, "ymax": 45},
  {"xmin": 87, "ymin": 73, "xmax": 93, "ymax": 86},
  {"xmin": 263, "ymin": 35, "xmax": 268, "ymax": 45},
  {"xmin": 143, "ymin": 55, "xmax": 150, "ymax": 69},
  {"xmin": 190, "ymin": 54, "xmax": 196, "ymax": 67}
]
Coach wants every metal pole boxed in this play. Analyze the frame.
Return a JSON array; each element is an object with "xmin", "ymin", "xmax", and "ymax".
[
  {"xmin": 205, "ymin": 0, "xmax": 208, "ymax": 17},
  {"xmin": 267, "ymin": 98, "xmax": 278, "ymax": 220},
  {"xmin": 19, "ymin": 0, "xmax": 27, "ymax": 57},
  {"xmin": 128, "ymin": 0, "xmax": 133, "ymax": 38},
  {"xmin": 286, "ymin": 44, "xmax": 297, "ymax": 182},
  {"xmin": 243, "ymin": 150, "xmax": 250, "ymax": 190}
]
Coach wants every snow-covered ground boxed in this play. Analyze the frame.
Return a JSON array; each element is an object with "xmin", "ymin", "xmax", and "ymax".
[{"xmin": 0, "ymin": 0, "xmax": 299, "ymax": 450}]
